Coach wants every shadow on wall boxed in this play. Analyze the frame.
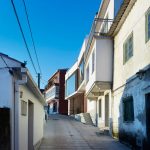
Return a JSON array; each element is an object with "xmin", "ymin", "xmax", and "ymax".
[{"xmin": 115, "ymin": 68, "xmax": 150, "ymax": 149}]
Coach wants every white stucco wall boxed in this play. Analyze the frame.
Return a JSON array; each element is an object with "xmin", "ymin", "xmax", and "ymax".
[
  {"xmin": 19, "ymin": 85, "xmax": 44, "ymax": 150},
  {"xmin": 0, "ymin": 68, "xmax": 15, "ymax": 150},
  {"xmin": 0, "ymin": 69, "xmax": 13, "ymax": 108},
  {"xmin": 113, "ymin": 0, "xmax": 150, "ymax": 90},
  {"xmin": 85, "ymin": 42, "xmax": 96, "ymax": 93},
  {"xmin": 96, "ymin": 38, "xmax": 113, "ymax": 82},
  {"xmin": 87, "ymin": 99, "xmax": 97, "ymax": 124},
  {"xmin": 113, "ymin": 0, "xmax": 150, "ymax": 139},
  {"xmin": 113, "ymin": 76, "xmax": 150, "ymax": 138},
  {"xmin": 77, "ymin": 38, "xmax": 88, "ymax": 64},
  {"xmin": 85, "ymin": 38, "xmax": 113, "ymax": 93},
  {"xmin": 87, "ymin": 90, "xmax": 112, "ymax": 128}
]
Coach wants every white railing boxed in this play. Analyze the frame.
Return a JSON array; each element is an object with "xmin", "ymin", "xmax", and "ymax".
[{"xmin": 45, "ymin": 85, "xmax": 59, "ymax": 100}]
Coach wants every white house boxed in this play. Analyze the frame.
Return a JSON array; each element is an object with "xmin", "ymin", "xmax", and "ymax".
[
  {"xmin": 111, "ymin": 0, "xmax": 150, "ymax": 148},
  {"xmin": 84, "ymin": 0, "xmax": 114, "ymax": 129},
  {"xmin": 0, "ymin": 53, "xmax": 46, "ymax": 150}
]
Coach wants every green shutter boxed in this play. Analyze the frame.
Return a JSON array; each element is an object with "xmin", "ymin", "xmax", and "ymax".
[
  {"xmin": 123, "ymin": 33, "xmax": 133, "ymax": 64},
  {"xmin": 145, "ymin": 8, "xmax": 150, "ymax": 43}
]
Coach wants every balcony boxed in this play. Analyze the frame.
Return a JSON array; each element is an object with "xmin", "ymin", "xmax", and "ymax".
[
  {"xmin": 85, "ymin": 17, "xmax": 113, "ymax": 60},
  {"xmin": 45, "ymin": 84, "xmax": 59, "ymax": 102},
  {"xmin": 85, "ymin": 36, "xmax": 113, "ymax": 99}
]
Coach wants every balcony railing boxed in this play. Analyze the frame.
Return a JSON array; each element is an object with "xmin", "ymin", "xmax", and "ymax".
[
  {"xmin": 45, "ymin": 85, "xmax": 59, "ymax": 100},
  {"xmin": 85, "ymin": 18, "xmax": 113, "ymax": 58}
]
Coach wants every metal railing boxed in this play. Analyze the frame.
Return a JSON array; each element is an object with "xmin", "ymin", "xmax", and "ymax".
[{"xmin": 85, "ymin": 18, "xmax": 113, "ymax": 59}]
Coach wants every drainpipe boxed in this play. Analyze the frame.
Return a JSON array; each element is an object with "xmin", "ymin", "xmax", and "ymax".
[{"xmin": 14, "ymin": 68, "xmax": 27, "ymax": 150}]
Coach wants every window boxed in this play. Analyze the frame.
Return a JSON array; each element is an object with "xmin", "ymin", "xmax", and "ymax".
[
  {"xmin": 78, "ymin": 58, "xmax": 84, "ymax": 86},
  {"xmin": 92, "ymin": 51, "xmax": 95, "ymax": 74},
  {"xmin": 65, "ymin": 71, "xmax": 77, "ymax": 97},
  {"xmin": 86, "ymin": 65, "xmax": 89, "ymax": 83},
  {"xmin": 123, "ymin": 33, "xmax": 133, "ymax": 64},
  {"xmin": 123, "ymin": 96, "xmax": 134, "ymax": 122},
  {"xmin": 21, "ymin": 100, "xmax": 27, "ymax": 116},
  {"xmin": 146, "ymin": 8, "xmax": 150, "ymax": 42},
  {"xmin": 99, "ymin": 100, "xmax": 102, "ymax": 118}
]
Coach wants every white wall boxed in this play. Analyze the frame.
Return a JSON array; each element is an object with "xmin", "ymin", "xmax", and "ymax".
[
  {"xmin": 85, "ymin": 42, "xmax": 96, "ymax": 93},
  {"xmin": 113, "ymin": 0, "xmax": 150, "ymax": 90},
  {"xmin": 85, "ymin": 38, "xmax": 113, "ymax": 93},
  {"xmin": 87, "ymin": 99, "xmax": 97, "ymax": 124},
  {"xmin": 0, "ymin": 69, "xmax": 13, "ymax": 108},
  {"xmin": 19, "ymin": 85, "xmax": 44, "ymax": 150},
  {"xmin": 0, "ymin": 69, "xmax": 15, "ymax": 150},
  {"xmin": 113, "ymin": 0, "xmax": 150, "ymax": 138},
  {"xmin": 78, "ymin": 38, "xmax": 88, "ymax": 64},
  {"xmin": 96, "ymin": 38, "xmax": 113, "ymax": 82}
]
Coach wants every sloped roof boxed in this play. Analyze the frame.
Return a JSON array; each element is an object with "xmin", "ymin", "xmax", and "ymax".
[{"xmin": 0, "ymin": 52, "xmax": 45, "ymax": 105}]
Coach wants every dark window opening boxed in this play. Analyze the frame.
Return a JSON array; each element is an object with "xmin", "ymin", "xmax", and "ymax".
[{"xmin": 123, "ymin": 96, "xmax": 134, "ymax": 122}]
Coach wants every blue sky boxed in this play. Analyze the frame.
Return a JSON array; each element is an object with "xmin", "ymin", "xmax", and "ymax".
[{"xmin": 0, "ymin": 0, "xmax": 101, "ymax": 88}]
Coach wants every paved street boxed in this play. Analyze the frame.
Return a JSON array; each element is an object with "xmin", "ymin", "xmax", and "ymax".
[{"xmin": 39, "ymin": 115, "xmax": 129, "ymax": 150}]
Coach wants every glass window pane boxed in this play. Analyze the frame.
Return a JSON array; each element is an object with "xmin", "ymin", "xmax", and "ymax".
[
  {"xmin": 123, "ymin": 34, "xmax": 133, "ymax": 64},
  {"xmin": 66, "ymin": 73, "xmax": 76, "ymax": 97}
]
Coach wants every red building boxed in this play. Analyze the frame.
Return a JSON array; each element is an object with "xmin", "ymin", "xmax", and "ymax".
[{"xmin": 45, "ymin": 69, "xmax": 68, "ymax": 115}]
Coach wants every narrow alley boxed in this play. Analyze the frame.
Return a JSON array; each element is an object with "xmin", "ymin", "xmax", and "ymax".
[{"xmin": 39, "ymin": 115, "xmax": 129, "ymax": 150}]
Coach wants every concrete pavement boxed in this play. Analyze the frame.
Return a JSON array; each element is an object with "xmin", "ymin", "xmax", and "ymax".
[{"xmin": 39, "ymin": 115, "xmax": 130, "ymax": 150}]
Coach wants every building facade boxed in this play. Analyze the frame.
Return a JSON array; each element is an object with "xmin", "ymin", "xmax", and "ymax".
[
  {"xmin": 84, "ymin": 0, "xmax": 114, "ymax": 128},
  {"xmin": 0, "ymin": 53, "xmax": 45, "ymax": 150},
  {"xmin": 67, "ymin": 0, "xmax": 150, "ymax": 148},
  {"xmin": 65, "ymin": 0, "xmax": 118, "ymax": 128},
  {"xmin": 65, "ymin": 38, "xmax": 88, "ymax": 117},
  {"xmin": 111, "ymin": 0, "xmax": 150, "ymax": 148},
  {"xmin": 45, "ymin": 69, "xmax": 68, "ymax": 115}
]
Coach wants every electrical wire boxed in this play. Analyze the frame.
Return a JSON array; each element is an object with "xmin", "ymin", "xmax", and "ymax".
[
  {"xmin": 10, "ymin": 0, "xmax": 38, "ymax": 74},
  {"xmin": 21, "ymin": 0, "xmax": 42, "ymax": 74}
]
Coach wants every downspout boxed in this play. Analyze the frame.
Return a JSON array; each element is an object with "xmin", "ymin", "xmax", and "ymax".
[{"xmin": 14, "ymin": 68, "xmax": 27, "ymax": 150}]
